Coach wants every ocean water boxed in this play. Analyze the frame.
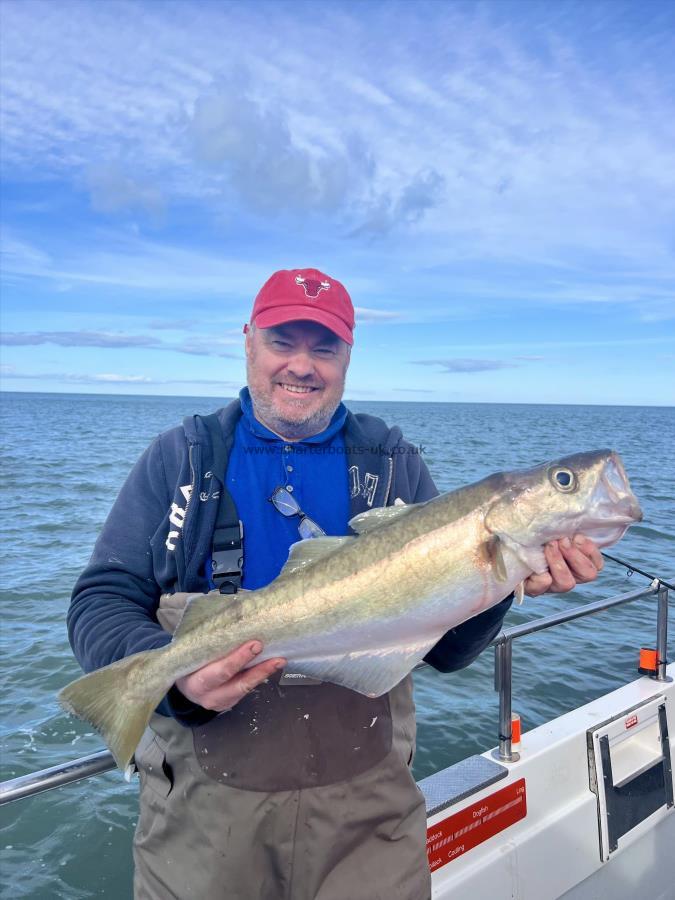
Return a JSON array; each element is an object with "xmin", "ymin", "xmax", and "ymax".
[{"xmin": 1, "ymin": 392, "xmax": 673, "ymax": 899}]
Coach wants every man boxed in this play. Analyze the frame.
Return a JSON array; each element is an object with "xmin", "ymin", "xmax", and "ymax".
[{"xmin": 68, "ymin": 268, "xmax": 602, "ymax": 900}]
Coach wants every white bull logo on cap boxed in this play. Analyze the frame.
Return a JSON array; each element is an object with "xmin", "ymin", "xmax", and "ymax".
[{"xmin": 295, "ymin": 275, "xmax": 331, "ymax": 299}]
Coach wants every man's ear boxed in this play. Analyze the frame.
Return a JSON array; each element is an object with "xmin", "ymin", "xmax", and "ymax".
[{"xmin": 244, "ymin": 322, "xmax": 254, "ymax": 359}]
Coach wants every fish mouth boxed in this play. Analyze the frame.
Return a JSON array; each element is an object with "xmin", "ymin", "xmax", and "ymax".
[
  {"xmin": 579, "ymin": 455, "xmax": 642, "ymax": 547},
  {"xmin": 577, "ymin": 516, "xmax": 639, "ymax": 548},
  {"xmin": 599, "ymin": 454, "xmax": 643, "ymax": 523}
]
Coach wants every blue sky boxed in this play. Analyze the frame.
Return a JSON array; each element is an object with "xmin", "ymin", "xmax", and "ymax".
[{"xmin": 1, "ymin": 0, "xmax": 673, "ymax": 405}]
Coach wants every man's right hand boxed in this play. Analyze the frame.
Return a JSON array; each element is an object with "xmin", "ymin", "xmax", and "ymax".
[{"xmin": 175, "ymin": 642, "xmax": 286, "ymax": 712}]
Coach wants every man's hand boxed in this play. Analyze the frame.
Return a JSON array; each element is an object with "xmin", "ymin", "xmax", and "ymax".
[
  {"xmin": 175, "ymin": 641, "xmax": 286, "ymax": 712},
  {"xmin": 524, "ymin": 535, "xmax": 603, "ymax": 597}
]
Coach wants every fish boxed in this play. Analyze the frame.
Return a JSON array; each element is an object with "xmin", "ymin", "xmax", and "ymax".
[{"xmin": 59, "ymin": 449, "xmax": 642, "ymax": 770}]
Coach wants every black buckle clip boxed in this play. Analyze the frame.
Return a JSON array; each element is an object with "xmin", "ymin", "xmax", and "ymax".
[{"xmin": 212, "ymin": 520, "xmax": 243, "ymax": 592}]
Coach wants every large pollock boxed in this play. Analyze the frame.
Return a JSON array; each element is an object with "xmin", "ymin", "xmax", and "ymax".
[{"xmin": 59, "ymin": 449, "xmax": 642, "ymax": 769}]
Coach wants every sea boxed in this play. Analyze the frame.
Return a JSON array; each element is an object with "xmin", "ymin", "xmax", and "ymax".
[{"xmin": 1, "ymin": 392, "xmax": 673, "ymax": 899}]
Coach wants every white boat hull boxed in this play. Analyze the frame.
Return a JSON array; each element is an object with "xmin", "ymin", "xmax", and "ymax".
[{"xmin": 423, "ymin": 663, "xmax": 675, "ymax": 899}]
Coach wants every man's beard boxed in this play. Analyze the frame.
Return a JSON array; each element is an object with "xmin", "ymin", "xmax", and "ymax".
[{"xmin": 247, "ymin": 365, "xmax": 345, "ymax": 440}]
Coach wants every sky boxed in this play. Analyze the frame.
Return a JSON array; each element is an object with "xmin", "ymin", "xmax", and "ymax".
[{"xmin": 1, "ymin": 0, "xmax": 674, "ymax": 406}]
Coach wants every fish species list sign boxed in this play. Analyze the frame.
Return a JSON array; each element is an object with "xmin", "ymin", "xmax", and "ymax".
[{"xmin": 427, "ymin": 779, "xmax": 527, "ymax": 871}]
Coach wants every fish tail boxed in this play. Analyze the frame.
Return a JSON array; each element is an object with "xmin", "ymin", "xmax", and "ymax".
[{"xmin": 59, "ymin": 650, "xmax": 166, "ymax": 771}]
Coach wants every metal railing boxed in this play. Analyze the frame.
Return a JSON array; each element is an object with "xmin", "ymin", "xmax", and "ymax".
[
  {"xmin": 1, "ymin": 576, "xmax": 671, "ymax": 805},
  {"xmin": 0, "ymin": 750, "xmax": 116, "ymax": 805},
  {"xmin": 493, "ymin": 577, "xmax": 672, "ymax": 762}
]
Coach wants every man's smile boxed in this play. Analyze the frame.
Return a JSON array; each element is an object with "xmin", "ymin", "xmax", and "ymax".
[{"xmin": 277, "ymin": 383, "xmax": 321, "ymax": 394}]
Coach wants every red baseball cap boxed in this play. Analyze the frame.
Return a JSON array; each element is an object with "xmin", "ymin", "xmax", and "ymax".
[{"xmin": 249, "ymin": 268, "xmax": 355, "ymax": 345}]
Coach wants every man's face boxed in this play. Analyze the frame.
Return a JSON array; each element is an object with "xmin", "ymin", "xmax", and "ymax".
[{"xmin": 245, "ymin": 320, "xmax": 351, "ymax": 439}]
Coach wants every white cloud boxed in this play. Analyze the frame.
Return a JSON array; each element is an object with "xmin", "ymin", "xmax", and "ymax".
[
  {"xmin": 2, "ymin": 221, "xmax": 672, "ymax": 328},
  {"xmin": 0, "ymin": 328, "xmax": 244, "ymax": 359},
  {"xmin": 0, "ymin": 228, "xmax": 272, "ymax": 298},
  {"xmin": 176, "ymin": 337, "xmax": 242, "ymax": 359},
  {"xmin": 354, "ymin": 307, "xmax": 401, "ymax": 322},
  {"xmin": 147, "ymin": 319, "xmax": 197, "ymax": 331},
  {"xmin": 89, "ymin": 373, "xmax": 154, "ymax": 383},
  {"xmin": 0, "ymin": 368, "xmax": 240, "ymax": 388},
  {"xmin": 0, "ymin": 331, "xmax": 162, "ymax": 348},
  {"xmin": 87, "ymin": 163, "xmax": 166, "ymax": 218},
  {"xmin": 0, "ymin": 369, "xmax": 152, "ymax": 384},
  {"xmin": 0, "ymin": 1, "xmax": 673, "ymax": 309},
  {"xmin": 0, "ymin": 231, "xmax": 53, "ymax": 271},
  {"xmin": 186, "ymin": 82, "xmax": 376, "ymax": 215},
  {"xmin": 350, "ymin": 168, "xmax": 445, "ymax": 236},
  {"xmin": 414, "ymin": 358, "xmax": 519, "ymax": 374}
]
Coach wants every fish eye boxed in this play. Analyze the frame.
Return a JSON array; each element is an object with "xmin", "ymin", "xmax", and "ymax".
[{"xmin": 550, "ymin": 467, "xmax": 577, "ymax": 492}]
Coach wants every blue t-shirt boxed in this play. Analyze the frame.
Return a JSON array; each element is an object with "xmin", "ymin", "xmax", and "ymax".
[{"xmin": 223, "ymin": 388, "xmax": 351, "ymax": 590}]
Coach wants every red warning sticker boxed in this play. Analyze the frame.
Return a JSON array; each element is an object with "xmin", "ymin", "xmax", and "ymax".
[{"xmin": 427, "ymin": 778, "xmax": 527, "ymax": 872}]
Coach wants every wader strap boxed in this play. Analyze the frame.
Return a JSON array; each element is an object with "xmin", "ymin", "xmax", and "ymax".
[{"xmin": 200, "ymin": 413, "xmax": 243, "ymax": 591}]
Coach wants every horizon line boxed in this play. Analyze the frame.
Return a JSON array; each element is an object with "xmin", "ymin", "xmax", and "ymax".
[{"xmin": 1, "ymin": 388, "xmax": 673, "ymax": 410}]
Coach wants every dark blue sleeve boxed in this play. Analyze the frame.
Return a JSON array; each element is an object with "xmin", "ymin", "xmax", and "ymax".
[
  {"xmin": 423, "ymin": 594, "xmax": 512, "ymax": 672},
  {"xmin": 66, "ymin": 439, "xmax": 213, "ymax": 723},
  {"xmin": 67, "ymin": 438, "xmax": 171, "ymax": 669},
  {"xmin": 409, "ymin": 454, "xmax": 513, "ymax": 672}
]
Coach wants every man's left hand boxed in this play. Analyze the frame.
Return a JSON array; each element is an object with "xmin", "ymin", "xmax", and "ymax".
[{"xmin": 524, "ymin": 534, "xmax": 603, "ymax": 597}]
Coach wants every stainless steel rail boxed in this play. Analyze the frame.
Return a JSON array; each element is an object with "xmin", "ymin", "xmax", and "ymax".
[
  {"xmin": 0, "ymin": 750, "xmax": 116, "ymax": 805},
  {"xmin": 493, "ymin": 576, "xmax": 672, "ymax": 762},
  {"xmin": 1, "ymin": 576, "xmax": 671, "ymax": 805}
]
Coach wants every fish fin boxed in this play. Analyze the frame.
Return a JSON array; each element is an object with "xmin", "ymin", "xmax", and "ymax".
[
  {"xmin": 348, "ymin": 503, "xmax": 419, "ymax": 535},
  {"xmin": 487, "ymin": 531, "xmax": 548, "ymax": 576},
  {"xmin": 173, "ymin": 591, "xmax": 242, "ymax": 639},
  {"xmin": 59, "ymin": 650, "xmax": 166, "ymax": 770},
  {"xmin": 515, "ymin": 581, "xmax": 525, "ymax": 605},
  {"xmin": 288, "ymin": 640, "xmax": 437, "ymax": 697},
  {"xmin": 279, "ymin": 536, "xmax": 355, "ymax": 577},
  {"xmin": 486, "ymin": 535, "xmax": 509, "ymax": 582}
]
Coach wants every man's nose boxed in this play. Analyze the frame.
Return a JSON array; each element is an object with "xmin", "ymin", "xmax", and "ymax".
[{"xmin": 286, "ymin": 351, "xmax": 315, "ymax": 379}]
